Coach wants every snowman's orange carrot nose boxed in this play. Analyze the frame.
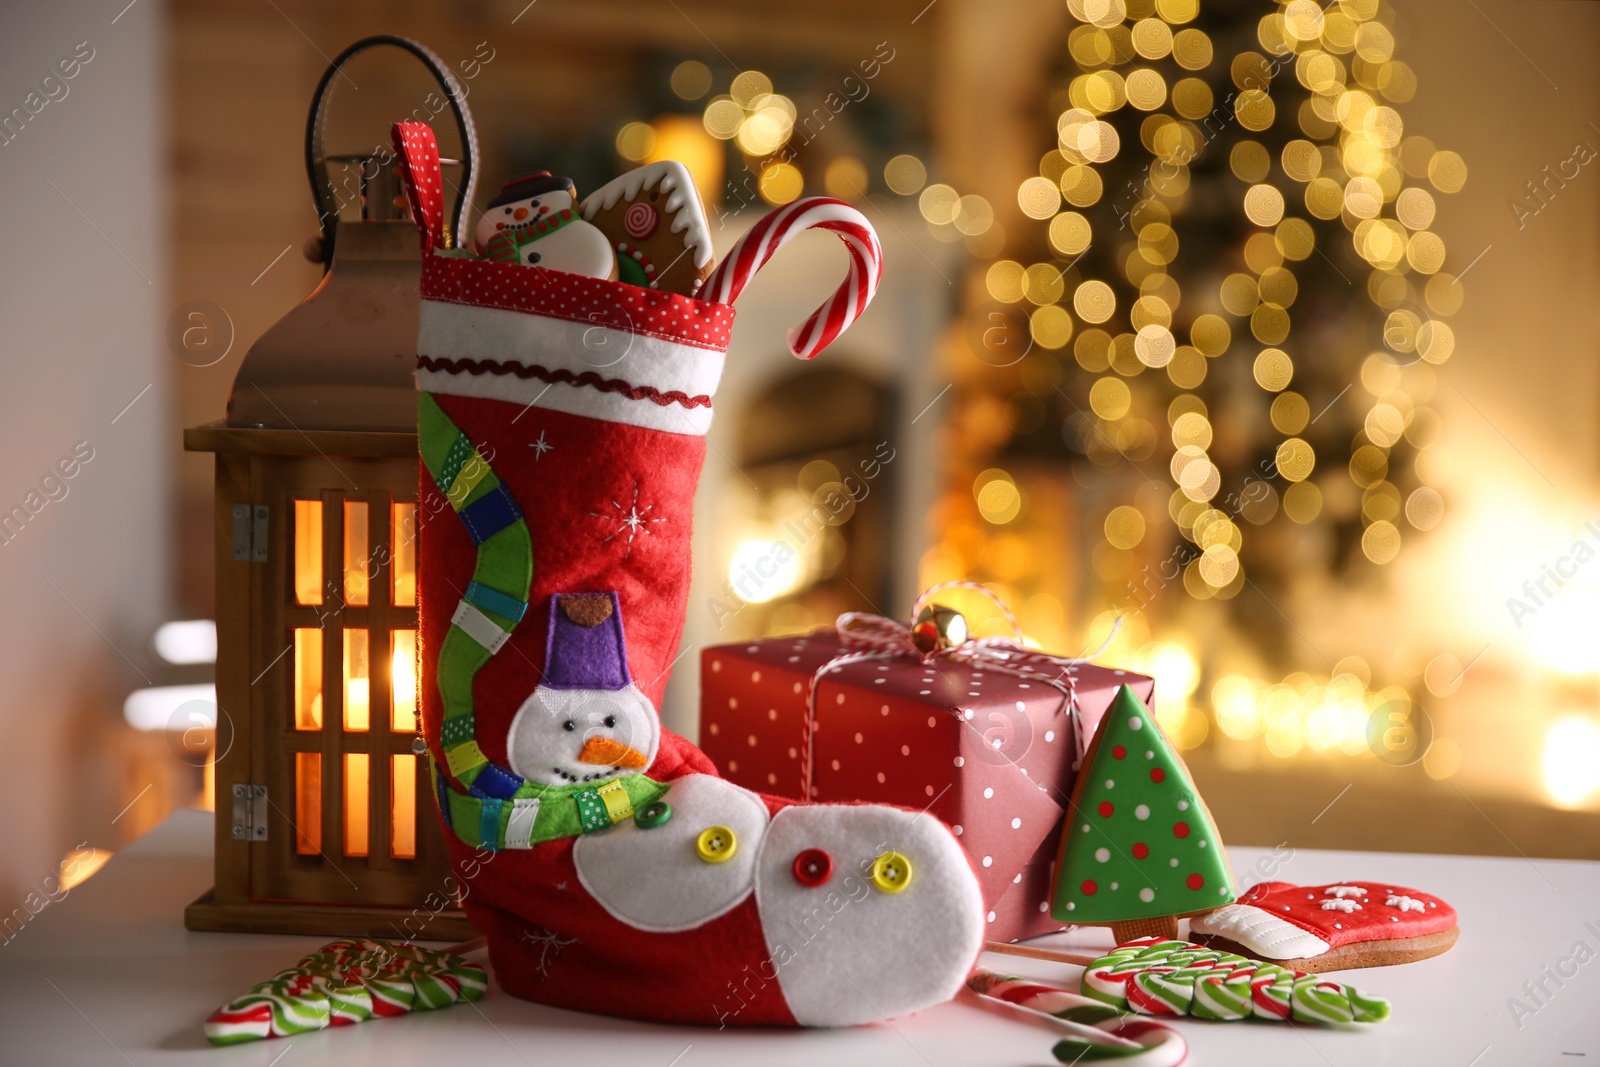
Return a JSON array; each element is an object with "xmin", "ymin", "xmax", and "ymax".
[{"xmin": 577, "ymin": 736, "xmax": 648, "ymax": 768}]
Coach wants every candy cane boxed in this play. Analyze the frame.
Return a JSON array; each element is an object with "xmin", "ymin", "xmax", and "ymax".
[{"xmin": 701, "ymin": 196, "xmax": 882, "ymax": 359}]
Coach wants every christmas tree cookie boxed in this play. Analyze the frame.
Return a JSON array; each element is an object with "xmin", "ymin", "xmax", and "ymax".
[{"xmin": 1051, "ymin": 685, "xmax": 1235, "ymax": 940}]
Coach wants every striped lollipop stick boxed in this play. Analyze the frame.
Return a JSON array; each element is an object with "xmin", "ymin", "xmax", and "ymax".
[{"xmin": 701, "ymin": 196, "xmax": 883, "ymax": 359}]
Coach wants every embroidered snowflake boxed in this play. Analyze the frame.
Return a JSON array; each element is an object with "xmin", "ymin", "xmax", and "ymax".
[
  {"xmin": 528, "ymin": 430, "xmax": 553, "ymax": 459},
  {"xmin": 590, "ymin": 480, "xmax": 666, "ymax": 558},
  {"xmin": 519, "ymin": 925, "xmax": 580, "ymax": 979}
]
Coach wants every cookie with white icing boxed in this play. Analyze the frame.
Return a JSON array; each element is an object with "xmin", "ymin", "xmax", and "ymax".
[
  {"xmin": 1190, "ymin": 880, "xmax": 1458, "ymax": 972},
  {"xmin": 581, "ymin": 161, "xmax": 714, "ymax": 297}
]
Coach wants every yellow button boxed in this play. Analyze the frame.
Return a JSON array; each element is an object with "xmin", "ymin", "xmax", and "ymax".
[
  {"xmin": 870, "ymin": 851, "xmax": 913, "ymax": 893},
  {"xmin": 695, "ymin": 826, "xmax": 738, "ymax": 863}
]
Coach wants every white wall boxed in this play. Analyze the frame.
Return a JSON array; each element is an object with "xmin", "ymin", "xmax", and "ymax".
[{"xmin": 0, "ymin": 2, "xmax": 167, "ymax": 903}]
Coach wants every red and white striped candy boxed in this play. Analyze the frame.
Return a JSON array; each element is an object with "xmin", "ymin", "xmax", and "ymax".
[{"xmin": 701, "ymin": 196, "xmax": 882, "ymax": 359}]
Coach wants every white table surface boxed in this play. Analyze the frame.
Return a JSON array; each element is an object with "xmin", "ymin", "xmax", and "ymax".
[{"xmin": 0, "ymin": 809, "xmax": 1595, "ymax": 1065}]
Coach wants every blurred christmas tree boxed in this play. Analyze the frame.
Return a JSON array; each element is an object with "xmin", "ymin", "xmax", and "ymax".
[{"xmin": 927, "ymin": 0, "xmax": 1462, "ymax": 676}]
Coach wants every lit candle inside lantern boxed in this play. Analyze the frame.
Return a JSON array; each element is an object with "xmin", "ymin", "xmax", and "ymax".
[
  {"xmin": 392, "ymin": 630, "xmax": 417, "ymax": 732},
  {"xmin": 344, "ymin": 628, "xmax": 369, "ymax": 731}
]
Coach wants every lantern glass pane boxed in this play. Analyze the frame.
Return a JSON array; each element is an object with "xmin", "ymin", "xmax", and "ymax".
[
  {"xmin": 294, "ymin": 500, "xmax": 322, "ymax": 605},
  {"xmin": 344, "ymin": 628, "xmax": 370, "ymax": 732},
  {"xmin": 393, "ymin": 502, "xmax": 417, "ymax": 607},
  {"xmin": 295, "ymin": 752, "xmax": 321, "ymax": 855},
  {"xmin": 391, "ymin": 753, "xmax": 417, "ymax": 859},
  {"xmin": 392, "ymin": 629, "xmax": 417, "ymax": 732},
  {"xmin": 344, "ymin": 753, "xmax": 369, "ymax": 857},
  {"xmin": 293, "ymin": 628, "xmax": 323, "ymax": 730},
  {"xmin": 344, "ymin": 500, "xmax": 369, "ymax": 607}
]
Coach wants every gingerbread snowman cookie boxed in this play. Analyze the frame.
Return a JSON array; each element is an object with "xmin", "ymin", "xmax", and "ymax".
[
  {"xmin": 581, "ymin": 161, "xmax": 713, "ymax": 297},
  {"xmin": 1190, "ymin": 880, "xmax": 1459, "ymax": 972}
]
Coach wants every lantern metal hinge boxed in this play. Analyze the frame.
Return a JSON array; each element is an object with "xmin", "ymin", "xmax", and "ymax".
[
  {"xmin": 231, "ymin": 504, "xmax": 269, "ymax": 563},
  {"xmin": 231, "ymin": 783, "xmax": 269, "ymax": 842}
]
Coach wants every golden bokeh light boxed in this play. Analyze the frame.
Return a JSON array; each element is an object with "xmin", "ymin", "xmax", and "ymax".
[
  {"xmin": 919, "ymin": 183, "xmax": 960, "ymax": 225},
  {"xmin": 1243, "ymin": 184, "xmax": 1286, "ymax": 226},
  {"xmin": 1275, "ymin": 217, "xmax": 1316, "ymax": 259},
  {"xmin": 1155, "ymin": 0, "xmax": 1198, "ymax": 23},
  {"xmin": 1274, "ymin": 438, "xmax": 1315, "ymax": 482},
  {"xmin": 1190, "ymin": 313, "xmax": 1231, "ymax": 356},
  {"xmin": 1030, "ymin": 304, "xmax": 1075, "ymax": 348},
  {"xmin": 614, "ymin": 121, "xmax": 657, "ymax": 162},
  {"xmin": 757, "ymin": 161, "xmax": 803, "ymax": 205},
  {"xmin": 1135, "ymin": 323, "xmax": 1176, "ymax": 367},
  {"xmin": 1074, "ymin": 279, "xmax": 1118, "ymax": 323},
  {"xmin": 1090, "ymin": 376, "xmax": 1133, "ymax": 420},
  {"xmin": 1060, "ymin": 165, "xmax": 1106, "ymax": 207},
  {"xmin": 1126, "ymin": 68, "xmax": 1169, "ymax": 110},
  {"xmin": 1132, "ymin": 18, "xmax": 1174, "ymax": 59},
  {"xmin": 1049, "ymin": 211, "xmax": 1093, "ymax": 255},
  {"xmin": 1270, "ymin": 391, "xmax": 1309, "ymax": 433},
  {"xmin": 1220, "ymin": 272, "xmax": 1259, "ymax": 315},
  {"xmin": 1283, "ymin": 480, "xmax": 1322, "ymax": 523},
  {"xmin": 1105, "ymin": 505, "xmax": 1147, "ymax": 549},
  {"xmin": 884, "ymin": 154, "xmax": 928, "ymax": 195},
  {"xmin": 1362, "ymin": 520, "xmax": 1401, "ymax": 563},
  {"xmin": 1405, "ymin": 486, "xmax": 1444, "ymax": 530},
  {"xmin": 975, "ymin": 472, "xmax": 1024, "ymax": 524},
  {"xmin": 1024, "ymin": 262, "xmax": 1066, "ymax": 304},
  {"xmin": 1018, "ymin": 176, "xmax": 1063, "ymax": 219},
  {"xmin": 670, "ymin": 60, "xmax": 712, "ymax": 101},
  {"xmin": 1230, "ymin": 141, "xmax": 1271, "ymax": 182},
  {"xmin": 986, "ymin": 260, "xmax": 1025, "ymax": 303},
  {"xmin": 824, "ymin": 156, "xmax": 868, "ymax": 201},
  {"xmin": 1428, "ymin": 149, "xmax": 1468, "ymax": 193},
  {"xmin": 1235, "ymin": 89, "xmax": 1275, "ymax": 131},
  {"xmin": 1253, "ymin": 347, "xmax": 1293, "ymax": 391},
  {"xmin": 729, "ymin": 70, "xmax": 774, "ymax": 108},
  {"xmin": 1171, "ymin": 410, "xmax": 1212, "ymax": 449},
  {"xmin": 1171, "ymin": 77, "xmax": 1214, "ymax": 120},
  {"xmin": 702, "ymin": 97, "xmax": 744, "ymax": 140},
  {"xmin": 1172, "ymin": 28, "xmax": 1213, "ymax": 70}
]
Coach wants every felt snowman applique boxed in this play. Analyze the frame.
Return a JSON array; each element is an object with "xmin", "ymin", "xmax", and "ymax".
[
  {"xmin": 501, "ymin": 594, "xmax": 670, "ymax": 842},
  {"xmin": 473, "ymin": 172, "xmax": 617, "ymax": 280}
]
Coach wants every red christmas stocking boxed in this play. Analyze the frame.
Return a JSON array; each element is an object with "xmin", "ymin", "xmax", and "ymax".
[{"xmin": 397, "ymin": 123, "xmax": 983, "ymax": 1028}]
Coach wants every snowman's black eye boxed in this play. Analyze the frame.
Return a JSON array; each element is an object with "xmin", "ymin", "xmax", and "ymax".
[
  {"xmin": 503, "ymin": 206, "xmax": 512, "ymax": 214},
  {"xmin": 562, "ymin": 719, "xmax": 575, "ymax": 732},
  {"xmin": 603, "ymin": 715, "xmax": 616, "ymax": 728}
]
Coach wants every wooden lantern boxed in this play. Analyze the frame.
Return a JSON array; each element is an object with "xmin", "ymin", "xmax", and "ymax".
[{"xmin": 184, "ymin": 37, "xmax": 477, "ymax": 939}]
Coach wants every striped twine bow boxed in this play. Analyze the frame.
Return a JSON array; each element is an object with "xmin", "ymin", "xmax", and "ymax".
[{"xmin": 799, "ymin": 580, "xmax": 1121, "ymax": 799}]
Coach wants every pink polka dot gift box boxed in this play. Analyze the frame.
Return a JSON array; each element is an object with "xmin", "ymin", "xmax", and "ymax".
[{"xmin": 699, "ymin": 625, "xmax": 1154, "ymax": 943}]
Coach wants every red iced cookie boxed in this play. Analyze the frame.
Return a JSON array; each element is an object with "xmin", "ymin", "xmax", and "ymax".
[{"xmin": 1189, "ymin": 880, "xmax": 1458, "ymax": 972}]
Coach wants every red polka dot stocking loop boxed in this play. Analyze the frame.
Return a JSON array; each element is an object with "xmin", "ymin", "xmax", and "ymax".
[
  {"xmin": 1051, "ymin": 685, "xmax": 1236, "ymax": 932},
  {"xmin": 388, "ymin": 121, "xmax": 985, "ymax": 1029}
]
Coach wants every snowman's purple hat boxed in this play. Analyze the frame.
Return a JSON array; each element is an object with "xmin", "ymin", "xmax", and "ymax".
[{"xmin": 541, "ymin": 592, "xmax": 631, "ymax": 691}]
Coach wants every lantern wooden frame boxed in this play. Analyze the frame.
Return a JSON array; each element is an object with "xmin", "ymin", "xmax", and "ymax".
[{"xmin": 183, "ymin": 425, "xmax": 472, "ymax": 939}]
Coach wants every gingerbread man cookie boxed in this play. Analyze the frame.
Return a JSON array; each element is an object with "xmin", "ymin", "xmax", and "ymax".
[
  {"xmin": 581, "ymin": 161, "xmax": 713, "ymax": 297},
  {"xmin": 1189, "ymin": 880, "xmax": 1458, "ymax": 972}
]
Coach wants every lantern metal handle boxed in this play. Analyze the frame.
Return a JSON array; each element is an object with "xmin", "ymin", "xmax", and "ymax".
[{"xmin": 304, "ymin": 34, "xmax": 479, "ymax": 267}]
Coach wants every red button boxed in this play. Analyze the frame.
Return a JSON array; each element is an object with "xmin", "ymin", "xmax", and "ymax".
[{"xmin": 792, "ymin": 848, "xmax": 834, "ymax": 887}]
